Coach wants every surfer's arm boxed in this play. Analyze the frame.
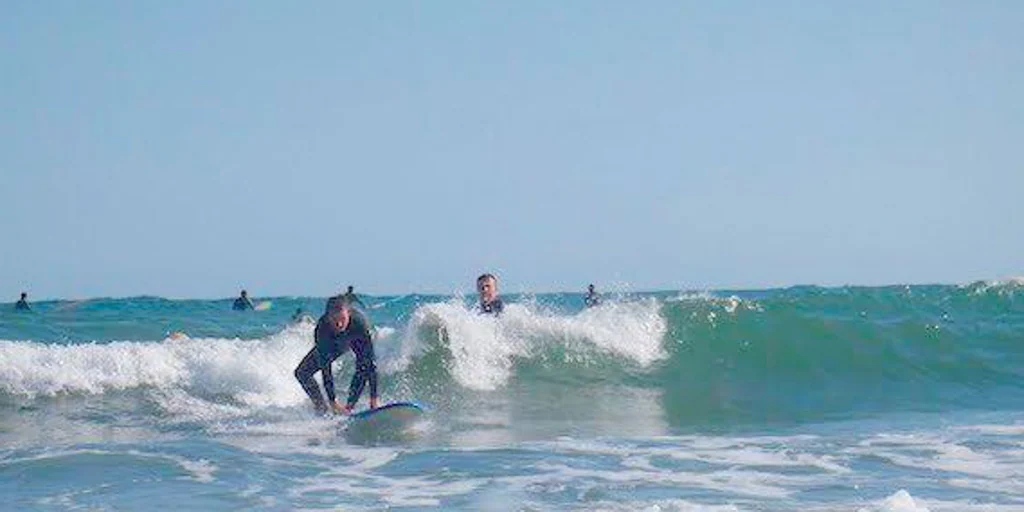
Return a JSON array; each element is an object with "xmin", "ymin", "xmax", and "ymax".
[
  {"xmin": 316, "ymin": 343, "xmax": 339, "ymax": 406},
  {"xmin": 321, "ymin": 362, "xmax": 346, "ymax": 414},
  {"xmin": 364, "ymin": 350, "xmax": 379, "ymax": 409}
]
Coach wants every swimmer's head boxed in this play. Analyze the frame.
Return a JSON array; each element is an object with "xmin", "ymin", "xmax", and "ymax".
[
  {"xmin": 20, "ymin": 292, "xmax": 27, "ymax": 300},
  {"xmin": 325, "ymin": 295, "xmax": 354, "ymax": 317},
  {"xmin": 347, "ymin": 285, "xmax": 354, "ymax": 294},
  {"xmin": 477, "ymin": 273, "xmax": 499, "ymax": 303},
  {"xmin": 240, "ymin": 290, "xmax": 248, "ymax": 298}
]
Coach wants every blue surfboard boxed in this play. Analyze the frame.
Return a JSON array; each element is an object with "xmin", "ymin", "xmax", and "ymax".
[
  {"xmin": 349, "ymin": 401, "xmax": 424, "ymax": 423},
  {"xmin": 343, "ymin": 402, "xmax": 425, "ymax": 444}
]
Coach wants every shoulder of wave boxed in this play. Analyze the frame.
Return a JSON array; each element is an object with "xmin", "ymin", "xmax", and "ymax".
[{"xmin": 958, "ymin": 277, "xmax": 1024, "ymax": 290}]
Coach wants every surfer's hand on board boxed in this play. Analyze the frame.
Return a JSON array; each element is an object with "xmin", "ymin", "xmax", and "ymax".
[{"xmin": 331, "ymin": 399, "xmax": 348, "ymax": 415}]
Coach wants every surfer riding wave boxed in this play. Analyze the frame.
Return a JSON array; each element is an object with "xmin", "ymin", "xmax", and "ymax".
[{"xmin": 294, "ymin": 296, "xmax": 380, "ymax": 415}]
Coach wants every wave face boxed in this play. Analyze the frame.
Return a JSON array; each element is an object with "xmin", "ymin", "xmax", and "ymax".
[
  {"xmin": 1, "ymin": 282, "xmax": 1023, "ymax": 428},
  {"xmin": 657, "ymin": 283, "xmax": 1024, "ymax": 426}
]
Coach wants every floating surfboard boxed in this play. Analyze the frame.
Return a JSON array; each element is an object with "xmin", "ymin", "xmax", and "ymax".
[
  {"xmin": 343, "ymin": 402, "xmax": 425, "ymax": 443},
  {"xmin": 349, "ymin": 401, "xmax": 424, "ymax": 423},
  {"xmin": 254, "ymin": 301, "xmax": 273, "ymax": 311}
]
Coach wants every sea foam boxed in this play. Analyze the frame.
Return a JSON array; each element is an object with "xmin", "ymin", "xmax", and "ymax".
[
  {"xmin": 0, "ymin": 323, "xmax": 315, "ymax": 406},
  {"xmin": 386, "ymin": 298, "xmax": 668, "ymax": 391}
]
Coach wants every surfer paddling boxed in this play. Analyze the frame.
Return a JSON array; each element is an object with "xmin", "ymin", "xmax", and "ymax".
[
  {"xmin": 15, "ymin": 292, "xmax": 30, "ymax": 311},
  {"xmin": 294, "ymin": 296, "xmax": 379, "ymax": 415},
  {"xmin": 232, "ymin": 289, "xmax": 254, "ymax": 311}
]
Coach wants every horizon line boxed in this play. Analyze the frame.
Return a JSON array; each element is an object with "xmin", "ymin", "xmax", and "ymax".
[{"xmin": 7, "ymin": 277, "xmax": 1022, "ymax": 303}]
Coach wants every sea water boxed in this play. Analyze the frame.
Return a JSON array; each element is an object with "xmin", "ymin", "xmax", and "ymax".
[{"xmin": 2, "ymin": 282, "xmax": 1023, "ymax": 510}]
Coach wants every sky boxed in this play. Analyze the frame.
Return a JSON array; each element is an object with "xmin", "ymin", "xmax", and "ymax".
[{"xmin": 1, "ymin": 1, "xmax": 1022, "ymax": 299}]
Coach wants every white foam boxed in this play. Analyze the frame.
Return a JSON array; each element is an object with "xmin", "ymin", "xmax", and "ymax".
[
  {"xmin": 535, "ymin": 435, "xmax": 849, "ymax": 475},
  {"xmin": 291, "ymin": 463, "xmax": 482, "ymax": 508},
  {"xmin": 858, "ymin": 490, "xmax": 930, "ymax": 512},
  {"xmin": 905, "ymin": 499, "xmax": 1024, "ymax": 512},
  {"xmin": 666, "ymin": 292, "xmax": 763, "ymax": 313},
  {"xmin": 429, "ymin": 435, "xmax": 842, "ymax": 502},
  {"xmin": 505, "ymin": 460, "xmax": 795, "ymax": 499},
  {"xmin": 176, "ymin": 457, "xmax": 217, "ymax": 483},
  {"xmin": 0, "ymin": 448, "xmax": 217, "ymax": 483},
  {"xmin": 665, "ymin": 291, "xmax": 717, "ymax": 303},
  {"xmin": 0, "ymin": 298, "xmax": 666, "ymax": 405},
  {"xmin": 954, "ymin": 423, "xmax": 1024, "ymax": 436},
  {"xmin": 960, "ymin": 278, "xmax": 1024, "ymax": 295},
  {"xmin": 0, "ymin": 404, "xmax": 172, "ymax": 449},
  {"xmin": 0, "ymin": 323, "xmax": 317, "ymax": 408},
  {"xmin": 583, "ymin": 498, "xmax": 743, "ymax": 512},
  {"xmin": 844, "ymin": 427, "xmax": 1024, "ymax": 505},
  {"xmin": 230, "ymin": 425, "xmax": 1024, "ymax": 510},
  {"xmin": 850, "ymin": 433, "xmax": 1024, "ymax": 481},
  {"xmin": 387, "ymin": 298, "xmax": 667, "ymax": 391}
]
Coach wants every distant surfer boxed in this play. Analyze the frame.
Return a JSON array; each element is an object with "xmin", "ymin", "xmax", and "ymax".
[
  {"xmin": 14, "ymin": 292, "xmax": 30, "ymax": 311},
  {"xmin": 292, "ymin": 307, "xmax": 306, "ymax": 322},
  {"xmin": 294, "ymin": 297, "xmax": 379, "ymax": 415},
  {"xmin": 476, "ymin": 273, "xmax": 504, "ymax": 315},
  {"xmin": 584, "ymin": 284, "xmax": 601, "ymax": 308},
  {"xmin": 341, "ymin": 285, "xmax": 365, "ymax": 309},
  {"xmin": 233, "ymin": 290, "xmax": 254, "ymax": 311}
]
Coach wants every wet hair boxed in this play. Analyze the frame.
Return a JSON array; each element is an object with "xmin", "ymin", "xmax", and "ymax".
[
  {"xmin": 477, "ymin": 273, "xmax": 497, "ymax": 285},
  {"xmin": 240, "ymin": 290, "xmax": 248, "ymax": 296},
  {"xmin": 347, "ymin": 286, "xmax": 354, "ymax": 293},
  {"xmin": 324, "ymin": 296, "xmax": 349, "ymax": 314},
  {"xmin": 20, "ymin": 292, "xmax": 27, "ymax": 299}
]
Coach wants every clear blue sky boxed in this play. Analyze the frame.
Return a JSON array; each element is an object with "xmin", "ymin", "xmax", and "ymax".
[{"xmin": 2, "ymin": 1, "xmax": 1021, "ymax": 299}]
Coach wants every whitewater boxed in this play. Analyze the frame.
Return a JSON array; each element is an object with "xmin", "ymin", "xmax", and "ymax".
[{"xmin": 1, "ymin": 283, "xmax": 1023, "ymax": 510}]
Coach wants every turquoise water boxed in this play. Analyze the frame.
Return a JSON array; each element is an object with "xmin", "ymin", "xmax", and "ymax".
[{"xmin": 2, "ymin": 282, "xmax": 1023, "ymax": 510}]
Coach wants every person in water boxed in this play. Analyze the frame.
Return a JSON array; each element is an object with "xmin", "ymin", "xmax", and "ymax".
[
  {"xmin": 341, "ymin": 285, "xmax": 365, "ymax": 309},
  {"xmin": 292, "ymin": 307, "xmax": 306, "ymax": 322},
  {"xmin": 584, "ymin": 284, "xmax": 601, "ymax": 308},
  {"xmin": 294, "ymin": 296, "xmax": 379, "ymax": 415},
  {"xmin": 15, "ymin": 292, "xmax": 30, "ymax": 311},
  {"xmin": 477, "ymin": 273, "xmax": 504, "ymax": 315},
  {"xmin": 233, "ymin": 290, "xmax": 254, "ymax": 311}
]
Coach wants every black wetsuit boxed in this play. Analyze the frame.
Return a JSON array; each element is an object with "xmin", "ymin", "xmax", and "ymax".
[
  {"xmin": 480, "ymin": 297, "xmax": 504, "ymax": 315},
  {"xmin": 233, "ymin": 297, "xmax": 254, "ymax": 310},
  {"xmin": 14, "ymin": 299, "xmax": 30, "ymax": 311},
  {"xmin": 585, "ymin": 293, "xmax": 601, "ymax": 308},
  {"xmin": 294, "ymin": 310, "xmax": 377, "ymax": 413}
]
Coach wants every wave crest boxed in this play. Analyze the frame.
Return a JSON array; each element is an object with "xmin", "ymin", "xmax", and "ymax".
[{"xmin": 385, "ymin": 299, "xmax": 668, "ymax": 391}]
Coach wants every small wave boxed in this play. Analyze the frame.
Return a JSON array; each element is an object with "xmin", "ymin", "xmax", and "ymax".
[
  {"xmin": 4, "ymin": 285, "xmax": 1023, "ymax": 427},
  {"xmin": 0, "ymin": 323, "xmax": 317, "ymax": 406},
  {"xmin": 0, "ymin": 300, "xmax": 669, "ymax": 404},
  {"xmin": 855, "ymin": 490, "xmax": 929, "ymax": 512},
  {"xmin": 386, "ymin": 299, "xmax": 668, "ymax": 391}
]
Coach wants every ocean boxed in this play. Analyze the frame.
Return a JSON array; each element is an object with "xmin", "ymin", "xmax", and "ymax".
[{"xmin": 1, "ymin": 282, "xmax": 1023, "ymax": 511}]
